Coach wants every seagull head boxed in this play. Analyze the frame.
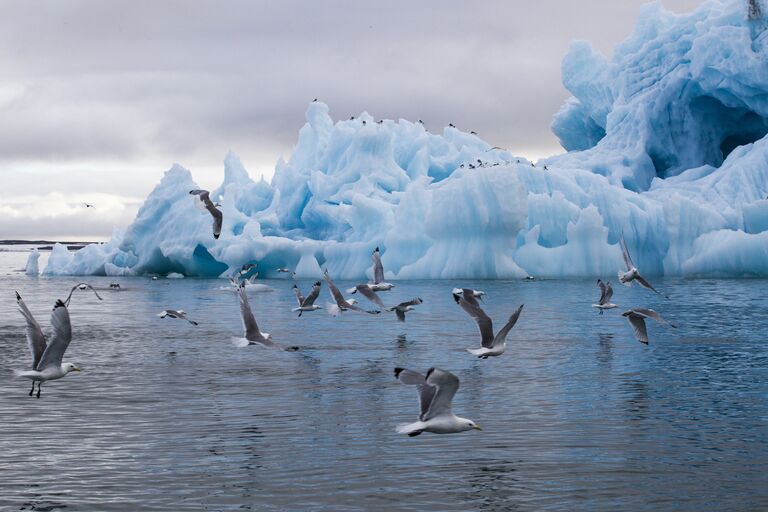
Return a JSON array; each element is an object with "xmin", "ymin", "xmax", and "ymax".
[
  {"xmin": 63, "ymin": 363, "xmax": 81, "ymax": 373},
  {"xmin": 460, "ymin": 418, "xmax": 482, "ymax": 432}
]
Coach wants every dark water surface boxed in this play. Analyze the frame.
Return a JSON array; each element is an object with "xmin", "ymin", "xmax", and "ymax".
[{"xmin": 0, "ymin": 252, "xmax": 767, "ymax": 510}]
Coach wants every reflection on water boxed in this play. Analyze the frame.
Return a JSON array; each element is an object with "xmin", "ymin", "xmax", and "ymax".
[{"xmin": 0, "ymin": 254, "xmax": 767, "ymax": 510}]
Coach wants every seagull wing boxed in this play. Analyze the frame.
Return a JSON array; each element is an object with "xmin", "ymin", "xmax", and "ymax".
[
  {"xmin": 455, "ymin": 295, "xmax": 494, "ymax": 347},
  {"xmin": 372, "ymin": 248, "xmax": 385, "ymax": 284},
  {"xmin": 597, "ymin": 280, "xmax": 608, "ymax": 304},
  {"xmin": 491, "ymin": 304, "xmax": 524, "ymax": 348},
  {"xmin": 635, "ymin": 274, "xmax": 665, "ymax": 297},
  {"xmin": 16, "ymin": 292, "xmax": 47, "ymax": 370},
  {"xmin": 604, "ymin": 282, "xmax": 614, "ymax": 303},
  {"xmin": 423, "ymin": 368, "xmax": 459, "ymax": 420},
  {"xmin": 626, "ymin": 313, "xmax": 649, "ymax": 344},
  {"xmin": 394, "ymin": 368, "xmax": 436, "ymax": 422},
  {"xmin": 302, "ymin": 282, "xmax": 322, "ymax": 307},
  {"xmin": 461, "ymin": 288, "xmax": 480, "ymax": 307},
  {"xmin": 619, "ymin": 234, "xmax": 634, "ymax": 270},
  {"xmin": 65, "ymin": 282, "xmax": 103, "ymax": 306},
  {"xmin": 398, "ymin": 297, "xmax": 422, "ymax": 308},
  {"xmin": 633, "ymin": 308, "xmax": 677, "ymax": 328},
  {"xmin": 355, "ymin": 285, "xmax": 385, "ymax": 309},
  {"xmin": 37, "ymin": 300, "xmax": 72, "ymax": 370},
  {"xmin": 323, "ymin": 270, "xmax": 347, "ymax": 307},
  {"xmin": 238, "ymin": 283, "xmax": 263, "ymax": 341},
  {"xmin": 292, "ymin": 285, "xmax": 305, "ymax": 306},
  {"xmin": 395, "ymin": 309, "xmax": 406, "ymax": 322}
]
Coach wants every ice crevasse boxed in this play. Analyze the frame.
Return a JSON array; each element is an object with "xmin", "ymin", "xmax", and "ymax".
[{"xmin": 42, "ymin": 0, "xmax": 768, "ymax": 279}]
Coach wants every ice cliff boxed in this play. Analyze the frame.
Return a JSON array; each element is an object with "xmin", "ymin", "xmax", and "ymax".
[{"xmin": 40, "ymin": 0, "xmax": 768, "ymax": 279}]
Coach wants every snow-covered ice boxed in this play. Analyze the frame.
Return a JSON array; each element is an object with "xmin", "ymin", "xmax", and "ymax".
[{"xmin": 42, "ymin": 0, "xmax": 768, "ymax": 279}]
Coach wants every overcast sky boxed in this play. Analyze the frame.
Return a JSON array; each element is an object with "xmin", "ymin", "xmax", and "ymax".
[{"xmin": 1, "ymin": 0, "xmax": 703, "ymax": 240}]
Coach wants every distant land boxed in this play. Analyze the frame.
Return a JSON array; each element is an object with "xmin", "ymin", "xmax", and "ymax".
[{"xmin": 0, "ymin": 240, "xmax": 98, "ymax": 251}]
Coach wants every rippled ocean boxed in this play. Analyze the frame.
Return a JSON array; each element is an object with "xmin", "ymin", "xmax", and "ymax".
[{"xmin": 0, "ymin": 247, "xmax": 766, "ymax": 511}]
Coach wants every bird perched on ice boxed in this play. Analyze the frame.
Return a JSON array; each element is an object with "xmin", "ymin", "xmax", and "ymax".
[
  {"xmin": 387, "ymin": 298, "xmax": 423, "ymax": 322},
  {"xmin": 622, "ymin": 308, "xmax": 677, "ymax": 344},
  {"xmin": 292, "ymin": 281, "xmax": 323, "ymax": 316},
  {"xmin": 158, "ymin": 309, "xmax": 198, "ymax": 325},
  {"xmin": 324, "ymin": 270, "xmax": 379, "ymax": 316},
  {"xmin": 592, "ymin": 279, "xmax": 617, "ymax": 314},
  {"xmin": 189, "ymin": 189, "xmax": 223, "ymax": 240},
  {"xmin": 394, "ymin": 367, "xmax": 482, "ymax": 436},
  {"xmin": 453, "ymin": 289, "xmax": 523, "ymax": 358},
  {"xmin": 15, "ymin": 292, "xmax": 81, "ymax": 398},
  {"xmin": 617, "ymin": 234, "xmax": 666, "ymax": 297},
  {"xmin": 236, "ymin": 282, "xmax": 298, "ymax": 350}
]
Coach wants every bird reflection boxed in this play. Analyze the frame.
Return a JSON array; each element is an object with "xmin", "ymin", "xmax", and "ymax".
[
  {"xmin": 597, "ymin": 333, "xmax": 614, "ymax": 365},
  {"xmin": 465, "ymin": 459, "xmax": 522, "ymax": 511}
]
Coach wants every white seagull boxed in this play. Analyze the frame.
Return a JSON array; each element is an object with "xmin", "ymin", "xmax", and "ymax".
[
  {"xmin": 454, "ymin": 289, "xmax": 524, "ymax": 358},
  {"xmin": 237, "ymin": 282, "xmax": 297, "ymax": 350},
  {"xmin": 190, "ymin": 189, "xmax": 223, "ymax": 240},
  {"xmin": 592, "ymin": 279, "xmax": 617, "ymax": 314},
  {"xmin": 387, "ymin": 298, "xmax": 423, "ymax": 322},
  {"xmin": 394, "ymin": 367, "xmax": 482, "ymax": 436},
  {"xmin": 451, "ymin": 287, "xmax": 487, "ymax": 302},
  {"xmin": 15, "ymin": 292, "xmax": 81, "ymax": 398},
  {"xmin": 292, "ymin": 281, "xmax": 323, "ymax": 316},
  {"xmin": 65, "ymin": 282, "xmax": 103, "ymax": 306},
  {"xmin": 622, "ymin": 308, "xmax": 677, "ymax": 344},
  {"xmin": 324, "ymin": 270, "xmax": 380, "ymax": 315},
  {"xmin": 618, "ymin": 234, "xmax": 665, "ymax": 297},
  {"xmin": 158, "ymin": 309, "xmax": 198, "ymax": 325}
]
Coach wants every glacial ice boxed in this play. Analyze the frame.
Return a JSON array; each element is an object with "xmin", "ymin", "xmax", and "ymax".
[
  {"xmin": 42, "ymin": 0, "xmax": 768, "ymax": 279},
  {"xmin": 25, "ymin": 248, "xmax": 39, "ymax": 276}
]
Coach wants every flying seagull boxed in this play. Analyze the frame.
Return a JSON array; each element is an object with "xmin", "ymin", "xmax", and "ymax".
[
  {"xmin": 293, "ymin": 281, "xmax": 323, "ymax": 316},
  {"xmin": 158, "ymin": 310, "xmax": 198, "ymax": 325},
  {"xmin": 189, "ymin": 189, "xmax": 223, "ymax": 240},
  {"xmin": 622, "ymin": 308, "xmax": 677, "ymax": 344},
  {"xmin": 83, "ymin": 203, "xmax": 94, "ymax": 208},
  {"xmin": 324, "ymin": 269, "xmax": 380, "ymax": 315},
  {"xmin": 349, "ymin": 284, "xmax": 387, "ymax": 309},
  {"xmin": 592, "ymin": 279, "xmax": 617, "ymax": 314},
  {"xmin": 451, "ymin": 287, "xmax": 486, "ymax": 302},
  {"xmin": 15, "ymin": 292, "xmax": 81, "ymax": 398},
  {"xmin": 64, "ymin": 282, "xmax": 103, "ymax": 306},
  {"xmin": 369, "ymin": 247, "xmax": 394, "ymax": 291},
  {"xmin": 237, "ymin": 282, "xmax": 297, "ymax": 350},
  {"xmin": 387, "ymin": 298, "xmax": 423, "ymax": 322},
  {"xmin": 454, "ymin": 290, "xmax": 524, "ymax": 358},
  {"xmin": 618, "ymin": 234, "xmax": 665, "ymax": 296},
  {"xmin": 394, "ymin": 367, "xmax": 482, "ymax": 436}
]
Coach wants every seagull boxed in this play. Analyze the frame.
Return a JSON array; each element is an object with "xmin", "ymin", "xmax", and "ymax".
[
  {"xmin": 387, "ymin": 298, "xmax": 423, "ymax": 322},
  {"xmin": 543, "ymin": 165, "xmax": 549, "ymax": 171},
  {"xmin": 349, "ymin": 284, "xmax": 387, "ymax": 309},
  {"xmin": 312, "ymin": 98, "xmax": 318, "ymax": 102},
  {"xmin": 189, "ymin": 189, "xmax": 223, "ymax": 240},
  {"xmin": 454, "ymin": 290, "xmax": 523, "ymax": 358},
  {"xmin": 470, "ymin": 130, "xmax": 477, "ymax": 135},
  {"xmin": 349, "ymin": 247, "xmax": 394, "ymax": 293},
  {"xmin": 592, "ymin": 279, "xmax": 617, "ymax": 314},
  {"xmin": 277, "ymin": 268, "xmax": 295, "ymax": 276},
  {"xmin": 449, "ymin": 123, "xmax": 455, "ymax": 128},
  {"xmin": 618, "ymin": 234, "xmax": 665, "ymax": 296},
  {"xmin": 451, "ymin": 288, "xmax": 486, "ymax": 302},
  {"xmin": 109, "ymin": 283, "xmax": 120, "ymax": 289},
  {"xmin": 622, "ymin": 308, "xmax": 677, "ymax": 344},
  {"xmin": 293, "ymin": 281, "xmax": 323, "ymax": 316},
  {"xmin": 237, "ymin": 282, "xmax": 297, "ymax": 350},
  {"xmin": 394, "ymin": 367, "xmax": 482, "ymax": 436},
  {"xmin": 15, "ymin": 292, "xmax": 81, "ymax": 398},
  {"xmin": 158, "ymin": 310, "xmax": 198, "ymax": 325},
  {"xmin": 324, "ymin": 270, "xmax": 380, "ymax": 315},
  {"xmin": 64, "ymin": 282, "xmax": 103, "ymax": 306},
  {"xmin": 82, "ymin": 202, "xmax": 94, "ymax": 208},
  {"xmin": 238, "ymin": 263, "xmax": 257, "ymax": 276}
]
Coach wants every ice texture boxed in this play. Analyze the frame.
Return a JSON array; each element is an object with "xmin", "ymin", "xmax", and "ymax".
[
  {"xmin": 44, "ymin": 0, "xmax": 768, "ymax": 278},
  {"xmin": 25, "ymin": 249, "xmax": 39, "ymax": 276}
]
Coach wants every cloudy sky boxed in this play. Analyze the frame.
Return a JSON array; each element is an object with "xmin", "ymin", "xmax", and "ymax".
[{"xmin": 1, "ymin": 0, "xmax": 702, "ymax": 240}]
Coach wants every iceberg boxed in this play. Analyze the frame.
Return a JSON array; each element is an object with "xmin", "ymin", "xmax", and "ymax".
[
  {"xmin": 25, "ymin": 248, "xmax": 40, "ymax": 276},
  {"xmin": 45, "ymin": 0, "xmax": 768, "ymax": 279}
]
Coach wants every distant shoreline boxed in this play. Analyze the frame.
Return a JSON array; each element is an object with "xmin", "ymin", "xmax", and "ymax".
[{"xmin": 0, "ymin": 240, "xmax": 99, "ymax": 251}]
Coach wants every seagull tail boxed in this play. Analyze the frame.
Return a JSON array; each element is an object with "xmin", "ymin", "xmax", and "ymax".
[{"xmin": 466, "ymin": 347, "xmax": 488, "ymax": 357}]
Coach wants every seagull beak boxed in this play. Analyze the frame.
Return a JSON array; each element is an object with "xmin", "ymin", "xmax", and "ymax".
[
  {"xmin": 473, "ymin": 424, "xmax": 483, "ymax": 431},
  {"xmin": 73, "ymin": 367, "xmax": 82, "ymax": 372}
]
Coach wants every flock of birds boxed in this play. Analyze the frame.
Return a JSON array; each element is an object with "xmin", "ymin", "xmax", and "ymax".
[{"xmin": 13, "ymin": 190, "xmax": 676, "ymax": 436}]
